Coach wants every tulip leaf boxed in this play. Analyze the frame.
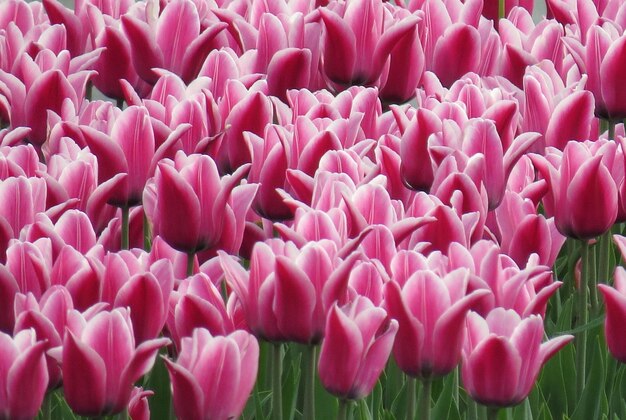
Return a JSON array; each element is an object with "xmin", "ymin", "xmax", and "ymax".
[
  {"xmin": 144, "ymin": 352, "xmax": 172, "ymax": 420},
  {"xmin": 432, "ymin": 374, "xmax": 460, "ymax": 420},
  {"xmin": 571, "ymin": 337, "xmax": 606, "ymax": 420}
]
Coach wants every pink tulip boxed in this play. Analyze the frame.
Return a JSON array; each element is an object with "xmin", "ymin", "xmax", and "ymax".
[
  {"xmin": 598, "ymin": 240, "xmax": 626, "ymax": 362},
  {"xmin": 318, "ymin": 296, "xmax": 397, "ymax": 400},
  {"xmin": 318, "ymin": 0, "xmax": 419, "ymax": 88},
  {"xmin": 0, "ymin": 329, "xmax": 49, "ymax": 420},
  {"xmin": 169, "ymin": 273, "xmax": 235, "ymax": 349},
  {"xmin": 564, "ymin": 23, "xmax": 626, "ymax": 119},
  {"xmin": 383, "ymin": 269, "xmax": 488, "ymax": 378},
  {"xmin": 532, "ymin": 141, "xmax": 619, "ymax": 239},
  {"xmin": 13, "ymin": 286, "xmax": 74, "ymax": 389},
  {"xmin": 50, "ymin": 308, "xmax": 170, "ymax": 416},
  {"xmin": 220, "ymin": 239, "xmax": 359, "ymax": 344},
  {"xmin": 128, "ymin": 387, "xmax": 152, "ymax": 420},
  {"xmin": 164, "ymin": 328, "xmax": 259, "ymax": 420},
  {"xmin": 121, "ymin": 0, "xmax": 228, "ymax": 84},
  {"xmin": 462, "ymin": 308, "xmax": 573, "ymax": 407},
  {"xmin": 143, "ymin": 151, "xmax": 251, "ymax": 254}
]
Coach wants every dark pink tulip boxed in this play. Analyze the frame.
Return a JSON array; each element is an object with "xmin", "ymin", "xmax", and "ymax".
[
  {"xmin": 169, "ymin": 273, "xmax": 234, "ymax": 349},
  {"xmin": 164, "ymin": 328, "xmax": 259, "ymax": 420},
  {"xmin": 462, "ymin": 308, "xmax": 573, "ymax": 407},
  {"xmin": 319, "ymin": 0, "xmax": 419, "ymax": 87},
  {"xmin": 6, "ymin": 239, "xmax": 51, "ymax": 300},
  {"xmin": 144, "ymin": 152, "xmax": 250, "ymax": 254},
  {"xmin": 398, "ymin": 107, "xmax": 440, "ymax": 191},
  {"xmin": 218, "ymin": 85, "xmax": 273, "ymax": 171},
  {"xmin": 80, "ymin": 105, "xmax": 155, "ymax": 207},
  {"xmin": 128, "ymin": 387, "xmax": 152, "ymax": 420},
  {"xmin": 121, "ymin": 0, "xmax": 228, "ymax": 83},
  {"xmin": 0, "ymin": 329, "xmax": 49, "ymax": 420},
  {"xmin": 598, "ymin": 245, "xmax": 626, "ymax": 362},
  {"xmin": 347, "ymin": 261, "xmax": 386, "ymax": 305},
  {"xmin": 52, "ymin": 308, "xmax": 170, "ymax": 416},
  {"xmin": 490, "ymin": 191, "xmax": 565, "ymax": 267},
  {"xmin": 532, "ymin": 141, "xmax": 618, "ymax": 239},
  {"xmin": 318, "ymin": 296, "xmax": 397, "ymax": 400},
  {"xmin": 220, "ymin": 239, "xmax": 359, "ymax": 343},
  {"xmin": 432, "ymin": 23, "xmax": 481, "ymax": 88},
  {"xmin": 13, "ymin": 286, "xmax": 73, "ymax": 388},
  {"xmin": 384, "ymin": 269, "xmax": 488, "ymax": 378},
  {"xmin": 0, "ymin": 176, "xmax": 46, "ymax": 239}
]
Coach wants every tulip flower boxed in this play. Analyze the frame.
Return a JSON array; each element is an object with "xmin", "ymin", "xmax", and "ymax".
[
  {"xmin": 0, "ymin": 329, "xmax": 49, "ymax": 420},
  {"xmin": 50, "ymin": 308, "xmax": 170, "ymax": 416},
  {"xmin": 598, "ymin": 262, "xmax": 626, "ymax": 363},
  {"xmin": 164, "ymin": 328, "xmax": 259, "ymax": 420},
  {"xmin": 318, "ymin": 0, "xmax": 419, "ymax": 88},
  {"xmin": 143, "ymin": 151, "xmax": 251, "ymax": 255},
  {"xmin": 383, "ymin": 269, "xmax": 488, "ymax": 379},
  {"xmin": 532, "ymin": 141, "xmax": 618, "ymax": 240},
  {"xmin": 462, "ymin": 308, "xmax": 573, "ymax": 407},
  {"xmin": 318, "ymin": 297, "xmax": 398, "ymax": 400}
]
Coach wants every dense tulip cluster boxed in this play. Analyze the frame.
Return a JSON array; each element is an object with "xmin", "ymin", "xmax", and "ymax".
[{"xmin": 1, "ymin": 0, "xmax": 626, "ymax": 417}]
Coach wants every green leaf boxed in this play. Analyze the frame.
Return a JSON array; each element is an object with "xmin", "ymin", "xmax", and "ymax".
[
  {"xmin": 571, "ymin": 337, "xmax": 606, "ymax": 420},
  {"xmin": 144, "ymin": 352, "xmax": 172, "ymax": 420},
  {"xmin": 432, "ymin": 374, "xmax": 460, "ymax": 420}
]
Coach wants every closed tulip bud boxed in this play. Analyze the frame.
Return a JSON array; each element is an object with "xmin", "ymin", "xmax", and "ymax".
[
  {"xmin": 318, "ymin": 297, "xmax": 398, "ymax": 400},
  {"xmin": 462, "ymin": 308, "xmax": 573, "ymax": 407},
  {"xmin": 164, "ymin": 328, "xmax": 259, "ymax": 420}
]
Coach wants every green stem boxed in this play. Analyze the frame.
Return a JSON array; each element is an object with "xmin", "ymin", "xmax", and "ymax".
[
  {"xmin": 498, "ymin": 0, "xmax": 505, "ymax": 20},
  {"xmin": 576, "ymin": 240, "xmax": 591, "ymax": 398},
  {"xmin": 121, "ymin": 205, "xmax": 130, "ymax": 250},
  {"xmin": 272, "ymin": 343, "xmax": 284, "ymax": 420},
  {"xmin": 116, "ymin": 98, "xmax": 124, "ymax": 110},
  {"xmin": 596, "ymin": 231, "xmax": 612, "ymax": 312},
  {"xmin": 406, "ymin": 376, "xmax": 417, "ymax": 420},
  {"xmin": 418, "ymin": 377, "xmax": 432, "ymax": 420},
  {"xmin": 186, "ymin": 252, "xmax": 195, "ymax": 277},
  {"xmin": 143, "ymin": 210, "xmax": 151, "ymax": 251},
  {"xmin": 486, "ymin": 406, "xmax": 500, "ymax": 420},
  {"xmin": 608, "ymin": 119, "xmax": 616, "ymax": 141},
  {"xmin": 337, "ymin": 399, "xmax": 349, "ymax": 420},
  {"xmin": 303, "ymin": 345, "xmax": 317, "ymax": 420}
]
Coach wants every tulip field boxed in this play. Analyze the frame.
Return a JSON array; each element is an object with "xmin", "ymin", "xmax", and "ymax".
[{"xmin": 4, "ymin": 0, "xmax": 626, "ymax": 418}]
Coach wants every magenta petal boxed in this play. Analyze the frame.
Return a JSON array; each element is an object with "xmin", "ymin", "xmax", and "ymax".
[
  {"xmin": 320, "ymin": 9, "xmax": 356, "ymax": 85},
  {"xmin": 545, "ymin": 90, "xmax": 594, "ymax": 149},
  {"xmin": 7, "ymin": 340, "xmax": 48, "ymax": 419},
  {"xmin": 600, "ymin": 35, "xmax": 626, "ymax": 120},
  {"xmin": 163, "ymin": 357, "xmax": 204, "ymax": 420},
  {"xmin": 114, "ymin": 273, "xmax": 165, "ymax": 343},
  {"xmin": 156, "ymin": 0, "xmax": 200, "ymax": 75},
  {"xmin": 154, "ymin": 163, "xmax": 201, "ymax": 252},
  {"xmin": 274, "ymin": 256, "xmax": 316, "ymax": 343},
  {"xmin": 599, "ymin": 283, "xmax": 626, "ymax": 362},
  {"xmin": 318, "ymin": 305, "xmax": 363, "ymax": 398},
  {"xmin": 567, "ymin": 156, "xmax": 617, "ymax": 239},
  {"xmin": 63, "ymin": 331, "xmax": 107, "ymax": 416},
  {"xmin": 267, "ymin": 48, "xmax": 312, "ymax": 101},
  {"xmin": 464, "ymin": 336, "xmax": 522, "ymax": 407},
  {"xmin": 121, "ymin": 15, "xmax": 164, "ymax": 84},
  {"xmin": 432, "ymin": 23, "xmax": 481, "ymax": 88}
]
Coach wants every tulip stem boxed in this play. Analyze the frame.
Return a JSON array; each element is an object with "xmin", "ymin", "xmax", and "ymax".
[
  {"xmin": 121, "ymin": 205, "xmax": 130, "ymax": 250},
  {"xmin": 608, "ymin": 119, "xmax": 616, "ymax": 141},
  {"xmin": 302, "ymin": 345, "xmax": 317, "ymax": 420},
  {"xmin": 143, "ymin": 210, "xmax": 151, "ymax": 251},
  {"xmin": 597, "ymin": 231, "xmax": 612, "ymax": 312},
  {"xmin": 576, "ymin": 240, "xmax": 591, "ymax": 398},
  {"xmin": 406, "ymin": 376, "xmax": 417, "ymax": 420},
  {"xmin": 186, "ymin": 252, "xmax": 195, "ymax": 277},
  {"xmin": 498, "ymin": 0, "xmax": 505, "ymax": 20},
  {"xmin": 337, "ymin": 399, "xmax": 349, "ymax": 420},
  {"xmin": 418, "ymin": 377, "xmax": 432, "ymax": 420},
  {"xmin": 117, "ymin": 98, "xmax": 124, "ymax": 110},
  {"xmin": 486, "ymin": 406, "xmax": 500, "ymax": 420},
  {"xmin": 272, "ymin": 343, "xmax": 284, "ymax": 420}
]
